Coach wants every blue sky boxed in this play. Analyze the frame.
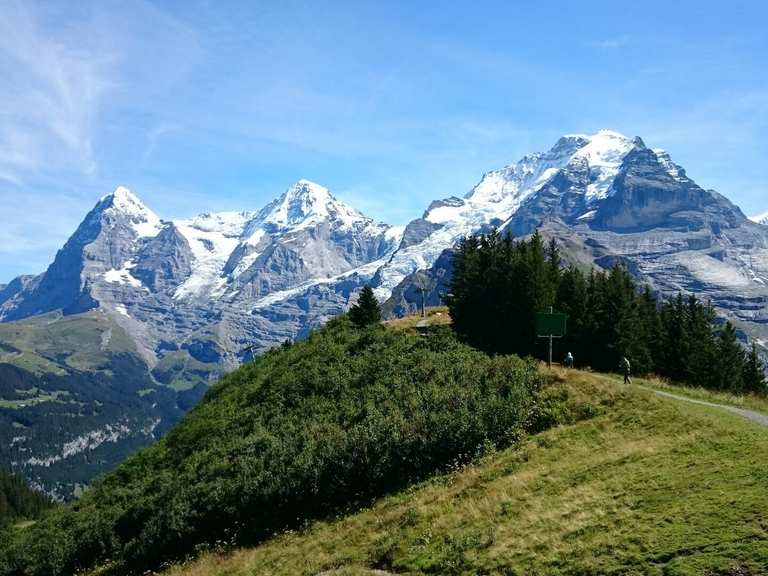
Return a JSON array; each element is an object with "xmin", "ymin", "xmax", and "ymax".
[{"xmin": 1, "ymin": 0, "xmax": 767, "ymax": 282}]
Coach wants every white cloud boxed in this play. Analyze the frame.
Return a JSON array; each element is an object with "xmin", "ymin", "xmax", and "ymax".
[
  {"xmin": 0, "ymin": 1, "xmax": 115, "ymax": 180},
  {"xmin": 144, "ymin": 123, "xmax": 181, "ymax": 160},
  {"xmin": 592, "ymin": 35, "xmax": 631, "ymax": 50}
]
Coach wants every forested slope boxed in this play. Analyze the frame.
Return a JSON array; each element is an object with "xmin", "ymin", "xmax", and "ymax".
[{"xmin": 0, "ymin": 471, "xmax": 50, "ymax": 527}]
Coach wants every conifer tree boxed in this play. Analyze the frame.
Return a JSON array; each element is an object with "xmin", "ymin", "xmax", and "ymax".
[
  {"xmin": 714, "ymin": 322, "xmax": 745, "ymax": 391},
  {"xmin": 448, "ymin": 235, "xmax": 482, "ymax": 346},
  {"xmin": 630, "ymin": 285, "xmax": 660, "ymax": 375},
  {"xmin": 678, "ymin": 297, "xmax": 715, "ymax": 386},
  {"xmin": 743, "ymin": 343, "xmax": 767, "ymax": 394},
  {"xmin": 659, "ymin": 294, "xmax": 688, "ymax": 382},
  {"xmin": 0, "ymin": 470, "xmax": 51, "ymax": 525},
  {"xmin": 547, "ymin": 237, "xmax": 561, "ymax": 292},
  {"xmin": 349, "ymin": 285, "xmax": 382, "ymax": 328},
  {"xmin": 556, "ymin": 266, "xmax": 588, "ymax": 365}
]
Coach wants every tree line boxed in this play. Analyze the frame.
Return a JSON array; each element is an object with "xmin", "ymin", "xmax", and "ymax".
[{"xmin": 448, "ymin": 230, "xmax": 767, "ymax": 394}]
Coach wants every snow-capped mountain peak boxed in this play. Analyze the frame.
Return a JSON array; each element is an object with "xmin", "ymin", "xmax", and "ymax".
[
  {"xmin": 3, "ymin": 131, "xmax": 765, "ymax": 399},
  {"xmin": 571, "ymin": 130, "xmax": 638, "ymax": 200},
  {"xmin": 375, "ymin": 129, "xmax": 720, "ymax": 297},
  {"xmin": 257, "ymin": 179, "xmax": 367, "ymax": 231},
  {"xmin": 168, "ymin": 179, "xmax": 396, "ymax": 301},
  {"xmin": 462, "ymin": 129, "xmax": 638, "ymax": 210},
  {"xmin": 750, "ymin": 211, "xmax": 768, "ymax": 225},
  {"xmin": 98, "ymin": 186, "xmax": 162, "ymax": 238},
  {"xmin": 652, "ymin": 149, "xmax": 687, "ymax": 182}
]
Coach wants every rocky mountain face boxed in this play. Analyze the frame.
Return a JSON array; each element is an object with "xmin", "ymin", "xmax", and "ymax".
[
  {"xmin": 3, "ymin": 130, "xmax": 768, "ymax": 496},
  {"xmin": 0, "ymin": 180, "xmax": 400, "ymax": 496},
  {"xmin": 385, "ymin": 131, "xmax": 768, "ymax": 347},
  {"xmin": 1, "ymin": 180, "xmax": 399, "ymax": 367}
]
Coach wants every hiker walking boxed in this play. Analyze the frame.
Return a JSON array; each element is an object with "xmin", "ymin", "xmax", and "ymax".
[
  {"xmin": 564, "ymin": 351, "xmax": 574, "ymax": 368},
  {"xmin": 621, "ymin": 356, "xmax": 632, "ymax": 384}
]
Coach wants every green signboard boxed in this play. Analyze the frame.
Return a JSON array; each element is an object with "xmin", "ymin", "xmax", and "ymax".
[{"xmin": 536, "ymin": 312, "xmax": 567, "ymax": 338}]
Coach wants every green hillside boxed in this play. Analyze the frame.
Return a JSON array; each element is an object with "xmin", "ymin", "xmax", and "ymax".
[
  {"xmin": 0, "ymin": 311, "xmax": 135, "ymax": 377},
  {"xmin": 4, "ymin": 226, "xmax": 768, "ymax": 574},
  {"xmin": 0, "ymin": 318, "xmax": 573, "ymax": 576},
  {"xmin": 168, "ymin": 370, "xmax": 768, "ymax": 576}
]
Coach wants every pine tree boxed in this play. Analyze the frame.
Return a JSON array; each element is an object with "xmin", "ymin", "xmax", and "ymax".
[
  {"xmin": 448, "ymin": 235, "xmax": 481, "ymax": 343},
  {"xmin": 448, "ymin": 229, "xmax": 560, "ymax": 356},
  {"xmin": 632, "ymin": 286, "xmax": 661, "ymax": 375},
  {"xmin": 556, "ymin": 266, "xmax": 588, "ymax": 366},
  {"xmin": 547, "ymin": 237, "xmax": 561, "ymax": 292},
  {"xmin": 743, "ymin": 343, "xmax": 767, "ymax": 394},
  {"xmin": 679, "ymin": 296, "xmax": 716, "ymax": 387},
  {"xmin": 659, "ymin": 294, "xmax": 688, "ymax": 382},
  {"xmin": 714, "ymin": 322, "xmax": 745, "ymax": 391},
  {"xmin": 446, "ymin": 230, "xmax": 768, "ymax": 396},
  {"xmin": 349, "ymin": 285, "xmax": 382, "ymax": 328}
]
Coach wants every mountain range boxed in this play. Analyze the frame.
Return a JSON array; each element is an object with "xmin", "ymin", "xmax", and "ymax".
[{"xmin": 2, "ymin": 129, "xmax": 768, "ymax": 498}]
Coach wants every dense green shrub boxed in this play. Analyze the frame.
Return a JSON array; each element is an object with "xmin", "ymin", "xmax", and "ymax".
[{"xmin": 0, "ymin": 318, "xmax": 543, "ymax": 575}]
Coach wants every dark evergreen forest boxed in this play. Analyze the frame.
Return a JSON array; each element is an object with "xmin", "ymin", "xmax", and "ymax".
[{"xmin": 448, "ymin": 230, "xmax": 766, "ymax": 394}]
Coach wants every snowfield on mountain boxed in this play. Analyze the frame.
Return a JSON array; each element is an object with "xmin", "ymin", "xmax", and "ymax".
[{"xmin": 751, "ymin": 211, "xmax": 768, "ymax": 226}]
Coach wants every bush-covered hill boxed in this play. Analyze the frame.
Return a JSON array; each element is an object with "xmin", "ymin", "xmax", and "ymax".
[
  {"xmin": 168, "ymin": 371, "xmax": 768, "ymax": 576},
  {"xmin": 0, "ymin": 317, "xmax": 552, "ymax": 576}
]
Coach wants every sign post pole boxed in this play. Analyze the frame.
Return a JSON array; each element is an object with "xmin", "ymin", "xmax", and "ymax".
[
  {"xmin": 548, "ymin": 306, "xmax": 553, "ymax": 368},
  {"xmin": 536, "ymin": 308, "xmax": 567, "ymax": 370}
]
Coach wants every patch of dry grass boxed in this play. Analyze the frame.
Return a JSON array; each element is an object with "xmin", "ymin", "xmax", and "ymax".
[{"xmin": 382, "ymin": 307, "xmax": 451, "ymax": 333}]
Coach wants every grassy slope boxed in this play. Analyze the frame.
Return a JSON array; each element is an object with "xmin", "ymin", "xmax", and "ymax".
[
  {"xmin": 639, "ymin": 375, "xmax": 768, "ymax": 415},
  {"xmin": 0, "ymin": 310, "xmax": 136, "ymax": 376},
  {"xmin": 169, "ymin": 370, "xmax": 768, "ymax": 576},
  {"xmin": 0, "ymin": 308, "xmax": 220, "ymax": 390}
]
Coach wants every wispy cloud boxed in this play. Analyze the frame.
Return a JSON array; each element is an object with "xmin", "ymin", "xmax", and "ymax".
[
  {"xmin": 0, "ymin": 0, "xmax": 202, "ymax": 280},
  {"xmin": 144, "ymin": 123, "xmax": 181, "ymax": 160},
  {"xmin": 592, "ymin": 35, "xmax": 631, "ymax": 50},
  {"xmin": 0, "ymin": 1, "xmax": 115, "ymax": 181},
  {"xmin": 1, "ymin": 1, "xmax": 767, "ymax": 281}
]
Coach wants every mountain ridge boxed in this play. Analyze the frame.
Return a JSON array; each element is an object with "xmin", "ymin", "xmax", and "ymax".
[
  {"xmin": 3, "ymin": 129, "xmax": 768, "ymax": 496},
  {"xmin": 4, "ymin": 129, "xmax": 766, "ymax": 367},
  {"xmin": 751, "ymin": 211, "xmax": 768, "ymax": 226}
]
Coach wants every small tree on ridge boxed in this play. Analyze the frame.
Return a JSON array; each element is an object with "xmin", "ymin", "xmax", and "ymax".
[{"xmin": 349, "ymin": 285, "xmax": 382, "ymax": 328}]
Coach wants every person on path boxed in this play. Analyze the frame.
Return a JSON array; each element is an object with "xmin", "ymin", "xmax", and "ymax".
[
  {"xmin": 621, "ymin": 356, "xmax": 632, "ymax": 384},
  {"xmin": 564, "ymin": 352, "xmax": 574, "ymax": 368}
]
